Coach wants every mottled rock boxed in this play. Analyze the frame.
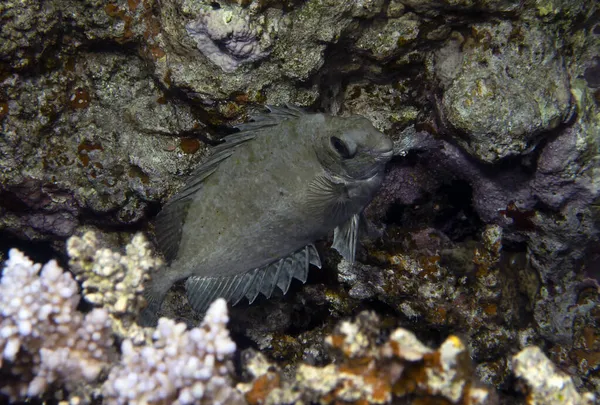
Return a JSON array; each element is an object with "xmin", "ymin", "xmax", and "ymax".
[
  {"xmin": 0, "ymin": 51, "xmax": 202, "ymax": 240},
  {"xmin": 0, "ymin": 0, "xmax": 61, "ymax": 71},
  {"xmin": 341, "ymin": 82, "xmax": 421, "ymax": 135},
  {"xmin": 399, "ymin": 0, "xmax": 520, "ymax": 15},
  {"xmin": 435, "ymin": 22, "xmax": 572, "ymax": 162},
  {"xmin": 355, "ymin": 14, "xmax": 421, "ymax": 61}
]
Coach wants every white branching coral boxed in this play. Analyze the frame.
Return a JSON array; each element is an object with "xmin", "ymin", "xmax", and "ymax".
[
  {"xmin": 1, "ymin": 240, "xmax": 244, "ymax": 404},
  {"xmin": 67, "ymin": 231, "xmax": 163, "ymax": 344},
  {"xmin": 103, "ymin": 298, "xmax": 244, "ymax": 405},
  {"xmin": 0, "ymin": 249, "xmax": 113, "ymax": 401}
]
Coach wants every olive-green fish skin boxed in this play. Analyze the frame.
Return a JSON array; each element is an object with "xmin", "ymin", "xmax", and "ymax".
[{"xmin": 143, "ymin": 106, "xmax": 392, "ymax": 322}]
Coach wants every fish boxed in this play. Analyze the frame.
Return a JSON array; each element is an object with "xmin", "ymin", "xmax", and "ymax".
[{"xmin": 141, "ymin": 105, "xmax": 393, "ymax": 324}]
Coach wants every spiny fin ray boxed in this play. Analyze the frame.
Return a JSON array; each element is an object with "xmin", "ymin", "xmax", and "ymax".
[
  {"xmin": 235, "ymin": 104, "xmax": 305, "ymax": 133},
  {"xmin": 184, "ymin": 244, "xmax": 321, "ymax": 313},
  {"xmin": 332, "ymin": 213, "xmax": 360, "ymax": 263}
]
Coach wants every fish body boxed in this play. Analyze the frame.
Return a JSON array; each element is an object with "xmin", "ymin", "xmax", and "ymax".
[{"xmin": 142, "ymin": 106, "xmax": 393, "ymax": 322}]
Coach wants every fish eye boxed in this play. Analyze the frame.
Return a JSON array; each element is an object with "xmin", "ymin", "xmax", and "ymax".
[{"xmin": 330, "ymin": 136, "xmax": 354, "ymax": 159}]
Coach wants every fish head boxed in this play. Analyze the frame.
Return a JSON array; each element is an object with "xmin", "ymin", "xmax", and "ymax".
[{"xmin": 315, "ymin": 115, "xmax": 393, "ymax": 180}]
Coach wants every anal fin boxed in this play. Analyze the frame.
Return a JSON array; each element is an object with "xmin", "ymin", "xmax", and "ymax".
[{"xmin": 184, "ymin": 244, "xmax": 321, "ymax": 313}]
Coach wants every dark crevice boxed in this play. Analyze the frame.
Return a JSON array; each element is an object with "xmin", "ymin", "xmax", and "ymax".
[
  {"xmin": 0, "ymin": 231, "xmax": 63, "ymax": 269},
  {"xmin": 384, "ymin": 179, "xmax": 483, "ymax": 243}
]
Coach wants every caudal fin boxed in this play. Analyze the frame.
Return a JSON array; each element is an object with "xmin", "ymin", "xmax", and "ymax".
[{"xmin": 138, "ymin": 271, "xmax": 174, "ymax": 327}]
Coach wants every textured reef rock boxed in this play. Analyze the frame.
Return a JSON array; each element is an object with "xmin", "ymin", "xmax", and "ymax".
[
  {"xmin": 1, "ymin": 0, "xmax": 600, "ymax": 402},
  {"xmin": 0, "ymin": 50, "xmax": 202, "ymax": 241},
  {"xmin": 238, "ymin": 310, "xmax": 499, "ymax": 405},
  {"xmin": 434, "ymin": 21, "xmax": 573, "ymax": 163}
]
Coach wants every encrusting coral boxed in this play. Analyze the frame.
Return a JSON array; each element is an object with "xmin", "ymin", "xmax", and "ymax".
[
  {"xmin": 185, "ymin": 4, "xmax": 273, "ymax": 73},
  {"xmin": 513, "ymin": 346, "xmax": 596, "ymax": 405},
  {"xmin": 0, "ymin": 248, "xmax": 114, "ymax": 401},
  {"xmin": 67, "ymin": 231, "xmax": 163, "ymax": 344},
  {"xmin": 239, "ymin": 310, "xmax": 499, "ymax": 405}
]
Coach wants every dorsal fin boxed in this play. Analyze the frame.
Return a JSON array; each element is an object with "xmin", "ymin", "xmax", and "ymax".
[
  {"xmin": 234, "ymin": 104, "xmax": 306, "ymax": 133},
  {"xmin": 184, "ymin": 244, "xmax": 321, "ymax": 313},
  {"xmin": 155, "ymin": 144, "xmax": 250, "ymax": 262},
  {"xmin": 211, "ymin": 132, "xmax": 256, "ymax": 155}
]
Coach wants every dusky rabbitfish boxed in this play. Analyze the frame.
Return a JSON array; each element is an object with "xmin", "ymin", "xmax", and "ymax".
[{"xmin": 143, "ymin": 105, "xmax": 393, "ymax": 322}]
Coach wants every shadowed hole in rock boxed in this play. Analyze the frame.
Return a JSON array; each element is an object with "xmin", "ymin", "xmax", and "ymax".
[
  {"xmin": 0, "ymin": 232, "xmax": 62, "ymax": 268},
  {"xmin": 384, "ymin": 180, "xmax": 484, "ymax": 242}
]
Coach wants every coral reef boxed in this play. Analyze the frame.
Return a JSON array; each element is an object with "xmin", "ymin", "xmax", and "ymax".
[
  {"xmin": 103, "ymin": 299, "xmax": 244, "ymax": 405},
  {"xmin": 0, "ymin": 238, "xmax": 597, "ymax": 404},
  {"xmin": 0, "ymin": 249, "xmax": 113, "ymax": 401},
  {"xmin": 67, "ymin": 231, "xmax": 163, "ymax": 344}
]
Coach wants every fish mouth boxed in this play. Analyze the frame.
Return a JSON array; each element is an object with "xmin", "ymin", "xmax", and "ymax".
[
  {"xmin": 368, "ymin": 148, "xmax": 393, "ymax": 159},
  {"xmin": 376, "ymin": 150, "xmax": 394, "ymax": 161}
]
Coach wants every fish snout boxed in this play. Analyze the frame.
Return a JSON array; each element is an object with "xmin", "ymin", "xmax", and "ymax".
[{"xmin": 376, "ymin": 136, "xmax": 394, "ymax": 160}]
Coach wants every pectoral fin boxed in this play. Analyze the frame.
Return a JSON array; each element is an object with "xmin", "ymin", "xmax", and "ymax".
[
  {"xmin": 332, "ymin": 213, "xmax": 361, "ymax": 263},
  {"xmin": 155, "ymin": 150, "xmax": 234, "ymax": 262}
]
